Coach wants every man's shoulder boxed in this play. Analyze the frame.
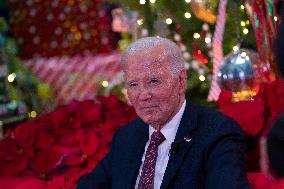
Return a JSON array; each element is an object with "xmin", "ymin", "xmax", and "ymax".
[
  {"xmin": 189, "ymin": 103, "xmax": 242, "ymax": 135},
  {"xmin": 109, "ymin": 118, "xmax": 148, "ymax": 151},
  {"xmin": 119, "ymin": 118, "xmax": 146, "ymax": 131},
  {"xmin": 114, "ymin": 118, "xmax": 146, "ymax": 137},
  {"xmin": 190, "ymin": 103, "xmax": 235, "ymax": 123}
]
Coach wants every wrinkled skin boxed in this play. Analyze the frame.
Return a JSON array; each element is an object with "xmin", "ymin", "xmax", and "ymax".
[{"xmin": 124, "ymin": 46, "xmax": 187, "ymax": 130}]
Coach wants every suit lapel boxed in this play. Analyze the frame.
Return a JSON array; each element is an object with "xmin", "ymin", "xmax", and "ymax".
[
  {"xmin": 124, "ymin": 120, "xmax": 149, "ymax": 189},
  {"xmin": 160, "ymin": 102, "xmax": 198, "ymax": 189}
]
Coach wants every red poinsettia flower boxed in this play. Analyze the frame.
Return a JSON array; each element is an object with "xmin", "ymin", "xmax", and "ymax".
[
  {"xmin": 63, "ymin": 130, "xmax": 100, "ymax": 167},
  {"xmin": 96, "ymin": 122, "xmax": 118, "ymax": 143},
  {"xmin": 96, "ymin": 95, "xmax": 121, "ymax": 109},
  {"xmin": 57, "ymin": 129, "xmax": 80, "ymax": 148},
  {"xmin": 88, "ymin": 142, "xmax": 110, "ymax": 166},
  {"xmin": 0, "ymin": 138, "xmax": 33, "ymax": 177},
  {"xmin": 34, "ymin": 131, "xmax": 56, "ymax": 150},
  {"xmin": 64, "ymin": 154, "xmax": 86, "ymax": 167},
  {"xmin": 30, "ymin": 146, "xmax": 69, "ymax": 178},
  {"xmin": 37, "ymin": 104, "xmax": 74, "ymax": 131},
  {"xmin": 46, "ymin": 167, "xmax": 86, "ymax": 189},
  {"xmin": 98, "ymin": 95, "xmax": 136, "ymax": 120},
  {"xmin": 71, "ymin": 100, "xmax": 102, "ymax": 129},
  {"xmin": 79, "ymin": 130, "xmax": 100, "ymax": 156},
  {"xmin": 0, "ymin": 121, "xmax": 39, "ymax": 177},
  {"xmin": 0, "ymin": 177, "xmax": 47, "ymax": 189},
  {"xmin": 13, "ymin": 121, "xmax": 38, "ymax": 148},
  {"xmin": 0, "ymin": 96, "xmax": 138, "ymax": 187}
]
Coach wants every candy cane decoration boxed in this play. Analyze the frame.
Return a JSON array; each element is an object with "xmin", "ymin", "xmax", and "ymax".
[{"xmin": 208, "ymin": 0, "xmax": 228, "ymax": 101}]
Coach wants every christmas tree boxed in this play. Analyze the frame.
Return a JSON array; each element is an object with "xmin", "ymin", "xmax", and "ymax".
[
  {"xmin": 109, "ymin": 0, "xmax": 277, "ymax": 105},
  {"xmin": 0, "ymin": 17, "xmax": 53, "ymax": 128}
]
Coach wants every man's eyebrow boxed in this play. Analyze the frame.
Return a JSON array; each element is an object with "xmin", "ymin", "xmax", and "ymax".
[
  {"xmin": 127, "ymin": 80, "xmax": 137, "ymax": 84},
  {"xmin": 149, "ymin": 76, "xmax": 160, "ymax": 79}
]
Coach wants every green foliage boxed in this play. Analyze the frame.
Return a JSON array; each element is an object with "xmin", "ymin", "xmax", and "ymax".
[
  {"xmin": 110, "ymin": 0, "xmax": 257, "ymax": 106},
  {"xmin": 0, "ymin": 17, "xmax": 8, "ymax": 33},
  {"xmin": 186, "ymin": 69, "xmax": 215, "ymax": 107},
  {"xmin": 0, "ymin": 17, "xmax": 53, "ymax": 115}
]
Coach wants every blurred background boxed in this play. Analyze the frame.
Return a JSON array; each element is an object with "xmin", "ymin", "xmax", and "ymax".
[
  {"xmin": 0, "ymin": 0, "xmax": 279, "ymax": 119},
  {"xmin": 0, "ymin": 1, "xmax": 283, "ymax": 188}
]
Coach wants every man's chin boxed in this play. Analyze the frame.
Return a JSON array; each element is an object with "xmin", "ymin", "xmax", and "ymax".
[
  {"xmin": 139, "ymin": 115, "xmax": 153, "ymax": 123},
  {"xmin": 140, "ymin": 116, "xmax": 161, "ymax": 128}
]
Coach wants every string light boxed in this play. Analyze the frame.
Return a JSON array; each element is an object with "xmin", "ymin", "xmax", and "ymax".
[
  {"xmin": 240, "ymin": 21, "xmax": 245, "ymax": 27},
  {"xmin": 185, "ymin": 0, "xmax": 191, "ymax": 3},
  {"xmin": 149, "ymin": 0, "xmax": 156, "ymax": 3},
  {"xmin": 7, "ymin": 73, "xmax": 16, "ymax": 82},
  {"xmin": 165, "ymin": 18, "xmax": 172, "ymax": 24},
  {"xmin": 246, "ymin": 20, "xmax": 250, "ymax": 25},
  {"xmin": 199, "ymin": 75, "xmax": 206, "ymax": 81},
  {"xmin": 137, "ymin": 19, "xmax": 143, "ymax": 25},
  {"xmin": 30, "ymin": 111, "xmax": 37, "ymax": 118},
  {"xmin": 183, "ymin": 52, "xmax": 190, "ymax": 60},
  {"xmin": 141, "ymin": 29, "xmax": 148, "ymax": 36},
  {"xmin": 184, "ymin": 12, "xmax": 191, "ymax": 19},
  {"xmin": 202, "ymin": 23, "xmax": 209, "ymax": 31},
  {"xmin": 102, "ymin": 80, "xmax": 109, "ymax": 87},
  {"xmin": 184, "ymin": 62, "xmax": 190, "ymax": 70},
  {"xmin": 174, "ymin": 33, "xmax": 181, "ymax": 41},
  {"xmin": 193, "ymin": 33, "xmax": 200, "ymax": 39},
  {"xmin": 243, "ymin": 28, "xmax": 249, "ymax": 34},
  {"xmin": 274, "ymin": 16, "xmax": 278, "ymax": 21},
  {"xmin": 233, "ymin": 45, "xmax": 239, "ymax": 52},
  {"xmin": 240, "ymin": 5, "xmax": 245, "ymax": 10},
  {"xmin": 139, "ymin": 0, "xmax": 146, "ymax": 5},
  {"xmin": 205, "ymin": 37, "xmax": 211, "ymax": 44},
  {"xmin": 241, "ymin": 52, "xmax": 247, "ymax": 57}
]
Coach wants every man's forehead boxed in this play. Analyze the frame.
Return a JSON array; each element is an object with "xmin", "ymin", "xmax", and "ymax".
[
  {"xmin": 122, "ymin": 45, "xmax": 173, "ymax": 78},
  {"xmin": 124, "ymin": 61, "xmax": 172, "ymax": 82},
  {"xmin": 125, "ymin": 57, "xmax": 169, "ymax": 73},
  {"xmin": 125, "ymin": 49, "xmax": 168, "ymax": 66}
]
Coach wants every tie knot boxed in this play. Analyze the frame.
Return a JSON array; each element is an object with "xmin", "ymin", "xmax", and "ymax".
[{"xmin": 151, "ymin": 131, "xmax": 165, "ymax": 146}]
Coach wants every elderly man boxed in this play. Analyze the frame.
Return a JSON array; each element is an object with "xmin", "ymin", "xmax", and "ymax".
[{"xmin": 77, "ymin": 37, "xmax": 250, "ymax": 189}]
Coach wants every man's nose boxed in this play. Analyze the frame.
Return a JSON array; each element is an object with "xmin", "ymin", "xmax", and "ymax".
[{"xmin": 138, "ymin": 87, "xmax": 152, "ymax": 101}]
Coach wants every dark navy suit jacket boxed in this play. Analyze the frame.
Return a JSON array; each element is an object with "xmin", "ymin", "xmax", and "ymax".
[{"xmin": 77, "ymin": 102, "xmax": 251, "ymax": 189}]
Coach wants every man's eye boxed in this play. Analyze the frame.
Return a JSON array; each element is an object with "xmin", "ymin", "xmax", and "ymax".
[
  {"xmin": 128, "ymin": 83, "xmax": 138, "ymax": 87},
  {"xmin": 149, "ymin": 79, "xmax": 160, "ymax": 85}
]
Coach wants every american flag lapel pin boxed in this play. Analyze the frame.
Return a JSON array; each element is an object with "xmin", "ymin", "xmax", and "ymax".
[{"xmin": 183, "ymin": 136, "xmax": 191, "ymax": 143}]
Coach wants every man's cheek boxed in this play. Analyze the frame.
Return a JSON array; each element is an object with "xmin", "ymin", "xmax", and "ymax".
[{"xmin": 126, "ymin": 92, "xmax": 136, "ymax": 105}]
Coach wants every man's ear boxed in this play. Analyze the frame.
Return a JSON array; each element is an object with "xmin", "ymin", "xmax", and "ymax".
[{"xmin": 178, "ymin": 69, "xmax": 187, "ymax": 94}]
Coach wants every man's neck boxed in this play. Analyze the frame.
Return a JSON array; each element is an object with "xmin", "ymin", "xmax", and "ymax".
[{"xmin": 152, "ymin": 98, "xmax": 186, "ymax": 130}]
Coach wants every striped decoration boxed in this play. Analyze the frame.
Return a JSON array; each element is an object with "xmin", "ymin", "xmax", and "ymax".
[
  {"xmin": 207, "ymin": 0, "xmax": 228, "ymax": 101},
  {"xmin": 24, "ymin": 52, "xmax": 122, "ymax": 104}
]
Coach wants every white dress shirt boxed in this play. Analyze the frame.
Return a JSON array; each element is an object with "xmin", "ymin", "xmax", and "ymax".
[{"xmin": 135, "ymin": 100, "xmax": 186, "ymax": 189}]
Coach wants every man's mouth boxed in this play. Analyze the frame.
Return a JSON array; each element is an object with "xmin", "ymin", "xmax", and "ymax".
[{"xmin": 139, "ymin": 105, "xmax": 158, "ymax": 110}]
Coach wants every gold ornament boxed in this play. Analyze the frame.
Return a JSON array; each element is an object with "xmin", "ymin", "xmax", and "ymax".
[
  {"xmin": 191, "ymin": 0, "xmax": 216, "ymax": 24},
  {"xmin": 75, "ymin": 32, "xmax": 82, "ymax": 41}
]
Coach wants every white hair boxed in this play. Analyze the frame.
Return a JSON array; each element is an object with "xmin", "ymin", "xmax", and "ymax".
[{"xmin": 120, "ymin": 37, "xmax": 185, "ymax": 75}]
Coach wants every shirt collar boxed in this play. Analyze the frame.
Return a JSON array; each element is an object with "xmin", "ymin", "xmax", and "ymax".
[{"xmin": 149, "ymin": 100, "xmax": 186, "ymax": 143}]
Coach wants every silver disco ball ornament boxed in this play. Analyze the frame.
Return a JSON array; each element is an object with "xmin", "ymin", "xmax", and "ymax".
[{"xmin": 217, "ymin": 49, "xmax": 256, "ymax": 92}]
